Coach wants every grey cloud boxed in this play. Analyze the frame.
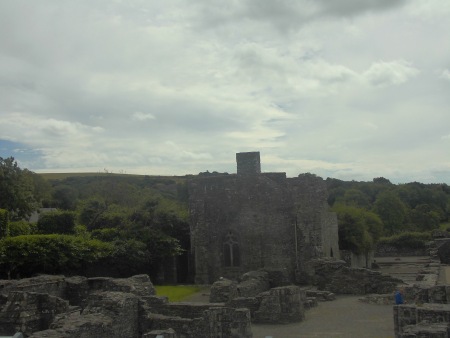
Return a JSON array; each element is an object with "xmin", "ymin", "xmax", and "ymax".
[
  {"xmin": 189, "ymin": 0, "xmax": 407, "ymax": 34},
  {"xmin": 315, "ymin": 0, "xmax": 407, "ymax": 17}
]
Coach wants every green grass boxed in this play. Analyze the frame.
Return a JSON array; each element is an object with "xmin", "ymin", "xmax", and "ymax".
[
  {"xmin": 155, "ymin": 285, "xmax": 204, "ymax": 302},
  {"xmin": 440, "ymin": 222, "xmax": 450, "ymax": 231}
]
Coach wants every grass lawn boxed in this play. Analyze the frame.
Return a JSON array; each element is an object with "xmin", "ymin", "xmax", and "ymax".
[{"xmin": 154, "ymin": 285, "xmax": 204, "ymax": 302}]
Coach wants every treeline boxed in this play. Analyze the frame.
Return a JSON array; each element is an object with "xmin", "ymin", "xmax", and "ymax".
[
  {"xmin": 0, "ymin": 157, "xmax": 190, "ymax": 280},
  {"xmin": 2, "ymin": 155, "xmax": 450, "ymax": 279},
  {"xmin": 326, "ymin": 176, "xmax": 450, "ymax": 255}
]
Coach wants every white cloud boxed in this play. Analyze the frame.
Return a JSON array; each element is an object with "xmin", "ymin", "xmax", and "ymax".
[
  {"xmin": 363, "ymin": 60, "xmax": 420, "ymax": 87},
  {"xmin": 1, "ymin": 1, "xmax": 450, "ymax": 183},
  {"xmin": 132, "ymin": 112, "xmax": 156, "ymax": 121},
  {"xmin": 441, "ymin": 69, "xmax": 450, "ymax": 81}
]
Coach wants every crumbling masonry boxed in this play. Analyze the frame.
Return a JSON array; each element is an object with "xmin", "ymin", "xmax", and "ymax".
[{"xmin": 188, "ymin": 151, "xmax": 340, "ymax": 283}]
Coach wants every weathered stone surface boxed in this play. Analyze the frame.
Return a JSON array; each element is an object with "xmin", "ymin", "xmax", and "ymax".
[
  {"xmin": 394, "ymin": 303, "xmax": 450, "ymax": 337},
  {"xmin": 205, "ymin": 307, "xmax": 252, "ymax": 338},
  {"xmin": 305, "ymin": 259, "xmax": 401, "ymax": 295},
  {"xmin": 189, "ymin": 152, "xmax": 340, "ymax": 284},
  {"xmin": 237, "ymin": 271, "xmax": 270, "ymax": 297},
  {"xmin": 305, "ymin": 290, "xmax": 336, "ymax": 301},
  {"xmin": 143, "ymin": 328, "xmax": 176, "ymax": 338},
  {"xmin": 87, "ymin": 274, "xmax": 155, "ymax": 298},
  {"xmin": 1, "ymin": 274, "xmax": 254, "ymax": 338},
  {"xmin": 227, "ymin": 297, "xmax": 260, "ymax": 319},
  {"xmin": 400, "ymin": 323, "xmax": 448, "ymax": 338},
  {"xmin": 210, "ymin": 278, "xmax": 238, "ymax": 303},
  {"xmin": 0, "ymin": 291, "xmax": 70, "ymax": 336},
  {"xmin": 254, "ymin": 286, "xmax": 305, "ymax": 324},
  {"xmin": 0, "ymin": 275, "xmax": 66, "ymax": 299}
]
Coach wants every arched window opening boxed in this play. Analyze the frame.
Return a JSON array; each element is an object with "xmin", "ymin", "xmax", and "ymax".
[{"xmin": 223, "ymin": 231, "xmax": 240, "ymax": 267}]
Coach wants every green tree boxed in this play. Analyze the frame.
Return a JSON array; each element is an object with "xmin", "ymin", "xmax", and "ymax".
[
  {"xmin": 51, "ymin": 185, "xmax": 78, "ymax": 210},
  {"xmin": 373, "ymin": 191, "xmax": 408, "ymax": 235},
  {"xmin": 407, "ymin": 204, "xmax": 440, "ymax": 232},
  {"xmin": 0, "ymin": 157, "xmax": 38, "ymax": 219},
  {"xmin": 0, "ymin": 209, "xmax": 9, "ymax": 238},
  {"xmin": 333, "ymin": 204, "xmax": 382, "ymax": 255},
  {"xmin": 336, "ymin": 188, "xmax": 371, "ymax": 209}
]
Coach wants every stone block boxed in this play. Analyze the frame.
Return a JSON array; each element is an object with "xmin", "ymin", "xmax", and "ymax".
[{"xmin": 210, "ymin": 278, "xmax": 238, "ymax": 303}]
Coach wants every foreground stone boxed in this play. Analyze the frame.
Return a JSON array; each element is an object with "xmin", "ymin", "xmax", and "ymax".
[{"xmin": 0, "ymin": 275, "xmax": 252, "ymax": 338}]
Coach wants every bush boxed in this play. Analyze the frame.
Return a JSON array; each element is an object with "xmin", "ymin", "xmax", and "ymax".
[
  {"xmin": 37, "ymin": 211, "xmax": 76, "ymax": 234},
  {"xmin": 378, "ymin": 232, "xmax": 432, "ymax": 249},
  {"xmin": 0, "ymin": 209, "xmax": 9, "ymax": 238},
  {"xmin": 9, "ymin": 220, "xmax": 35, "ymax": 236},
  {"xmin": 91, "ymin": 228, "xmax": 122, "ymax": 242},
  {"xmin": 0, "ymin": 234, "xmax": 113, "ymax": 278}
]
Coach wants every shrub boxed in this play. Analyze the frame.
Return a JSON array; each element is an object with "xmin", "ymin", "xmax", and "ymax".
[
  {"xmin": 378, "ymin": 231, "xmax": 432, "ymax": 249},
  {"xmin": 0, "ymin": 209, "xmax": 9, "ymax": 238},
  {"xmin": 9, "ymin": 220, "xmax": 34, "ymax": 236},
  {"xmin": 0, "ymin": 234, "xmax": 113, "ymax": 278},
  {"xmin": 37, "ymin": 211, "xmax": 76, "ymax": 234}
]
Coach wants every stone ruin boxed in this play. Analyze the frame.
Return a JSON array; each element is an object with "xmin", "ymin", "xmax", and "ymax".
[
  {"xmin": 0, "ymin": 261, "xmax": 403, "ymax": 338},
  {"xmin": 0, "ymin": 274, "xmax": 252, "ymax": 338},
  {"xmin": 385, "ymin": 256, "xmax": 450, "ymax": 338},
  {"xmin": 188, "ymin": 151, "xmax": 340, "ymax": 284}
]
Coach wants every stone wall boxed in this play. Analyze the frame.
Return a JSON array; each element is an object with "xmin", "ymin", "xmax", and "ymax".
[
  {"xmin": 189, "ymin": 152, "xmax": 340, "ymax": 284},
  {"xmin": 0, "ymin": 291, "xmax": 70, "ymax": 336},
  {"xmin": 394, "ymin": 304, "xmax": 450, "ymax": 338},
  {"xmin": 209, "ymin": 271, "xmax": 306, "ymax": 324},
  {"xmin": 0, "ymin": 275, "xmax": 253, "ymax": 338},
  {"xmin": 303, "ymin": 259, "xmax": 402, "ymax": 295}
]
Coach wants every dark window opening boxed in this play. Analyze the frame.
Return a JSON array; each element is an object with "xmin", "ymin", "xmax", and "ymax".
[{"xmin": 224, "ymin": 232, "xmax": 240, "ymax": 267}]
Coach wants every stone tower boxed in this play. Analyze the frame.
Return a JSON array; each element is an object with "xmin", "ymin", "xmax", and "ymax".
[
  {"xmin": 236, "ymin": 151, "xmax": 261, "ymax": 176},
  {"xmin": 188, "ymin": 152, "xmax": 339, "ymax": 284}
]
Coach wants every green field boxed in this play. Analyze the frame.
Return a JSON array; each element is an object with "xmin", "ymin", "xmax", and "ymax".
[{"xmin": 154, "ymin": 285, "xmax": 204, "ymax": 302}]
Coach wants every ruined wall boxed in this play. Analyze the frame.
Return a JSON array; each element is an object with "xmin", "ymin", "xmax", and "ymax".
[
  {"xmin": 189, "ymin": 174, "xmax": 295, "ymax": 283},
  {"xmin": 288, "ymin": 174, "xmax": 340, "ymax": 267},
  {"xmin": 1, "ymin": 275, "xmax": 253, "ymax": 338},
  {"xmin": 189, "ymin": 153, "xmax": 340, "ymax": 284}
]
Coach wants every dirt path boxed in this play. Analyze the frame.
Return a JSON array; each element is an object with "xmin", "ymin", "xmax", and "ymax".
[
  {"xmin": 183, "ymin": 289, "xmax": 395, "ymax": 338},
  {"xmin": 252, "ymin": 295, "xmax": 394, "ymax": 338}
]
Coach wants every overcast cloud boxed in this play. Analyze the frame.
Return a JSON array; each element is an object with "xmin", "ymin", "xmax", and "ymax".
[{"xmin": 1, "ymin": 0, "xmax": 449, "ymax": 183}]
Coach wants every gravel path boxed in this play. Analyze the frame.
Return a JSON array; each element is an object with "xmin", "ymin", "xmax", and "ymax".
[
  {"xmin": 251, "ymin": 295, "xmax": 394, "ymax": 338},
  {"xmin": 183, "ymin": 289, "xmax": 395, "ymax": 338}
]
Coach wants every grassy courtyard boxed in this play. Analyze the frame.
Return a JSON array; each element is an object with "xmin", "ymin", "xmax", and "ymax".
[{"xmin": 154, "ymin": 285, "xmax": 204, "ymax": 302}]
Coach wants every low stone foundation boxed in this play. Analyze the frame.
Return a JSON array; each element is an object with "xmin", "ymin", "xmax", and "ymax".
[{"xmin": 0, "ymin": 275, "xmax": 253, "ymax": 338}]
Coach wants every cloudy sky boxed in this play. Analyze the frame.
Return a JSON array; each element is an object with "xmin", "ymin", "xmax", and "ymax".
[{"xmin": 1, "ymin": 0, "xmax": 449, "ymax": 183}]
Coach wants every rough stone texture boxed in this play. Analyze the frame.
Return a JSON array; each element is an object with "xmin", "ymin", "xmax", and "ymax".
[
  {"xmin": 226, "ymin": 297, "xmax": 260, "ymax": 319},
  {"xmin": 400, "ymin": 323, "xmax": 449, "ymax": 338},
  {"xmin": 305, "ymin": 259, "xmax": 402, "ymax": 295},
  {"xmin": 209, "ymin": 278, "xmax": 238, "ymax": 303},
  {"xmin": 151, "ymin": 302, "xmax": 223, "ymax": 319},
  {"xmin": 1, "ymin": 274, "xmax": 253, "ymax": 338},
  {"xmin": 189, "ymin": 152, "xmax": 340, "ymax": 284},
  {"xmin": 394, "ymin": 303, "xmax": 450, "ymax": 338},
  {"xmin": 254, "ymin": 286, "xmax": 305, "ymax": 324},
  {"xmin": 305, "ymin": 290, "xmax": 336, "ymax": 301},
  {"xmin": 0, "ymin": 275, "xmax": 66, "ymax": 299},
  {"xmin": 237, "ymin": 271, "xmax": 270, "ymax": 297},
  {"xmin": 0, "ymin": 291, "xmax": 70, "ymax": 336},
  {"xmin": 206, "ymin": 307, "xmax": 252, "ymax": 338},
  {"xmin": 143, "ymin": 328, "xmax": 177, "ymax": 338}
]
